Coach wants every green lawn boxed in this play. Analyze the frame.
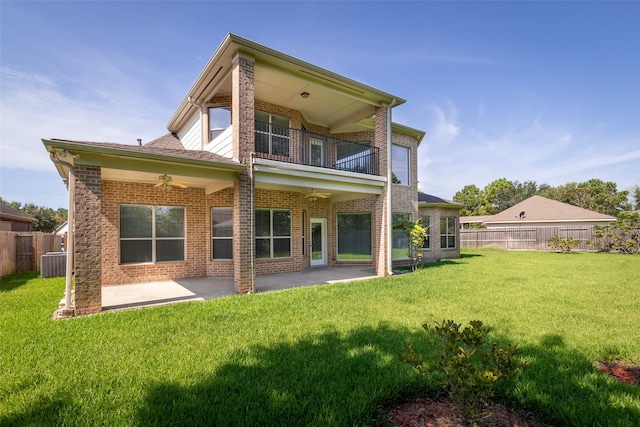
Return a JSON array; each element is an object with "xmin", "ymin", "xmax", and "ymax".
[{"xmin": 1, "ymin": 249, "xmax": 639, "ymax": 426}]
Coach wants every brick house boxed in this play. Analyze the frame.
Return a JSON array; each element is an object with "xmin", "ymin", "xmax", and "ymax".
[
  {"xmin": 42, "ymin": 34, "xmax": 459, "ymax": 315},
  {"xmin": 0, "ymin": 202, "xmax": 35, "ymax": 232}
]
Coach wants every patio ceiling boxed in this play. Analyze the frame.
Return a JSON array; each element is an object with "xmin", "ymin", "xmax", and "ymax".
[{"xmin": 168, "ymin": 34, "xmax": 405, "ymax": 135}]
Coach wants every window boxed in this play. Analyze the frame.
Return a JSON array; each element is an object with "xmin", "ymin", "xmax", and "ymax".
[
  {"xmin": 392, "ymin": 213, "xmax": 410, "ymax": 260},
  {"xmin": 440, "ymin": 216, "xmax": 457, "ymax": 249},
  {"xmin": 337, "ymin": 213, "xmax": 371, "ymax": 261},
  {"xmin": 212, "ymin": 207, "xmax": 232, "ymax": 259},
  {"xmin": 255, "ymin": 111, "xmax": 290, "ymax": 156},
  {"xmin": 255, "ymin": 209, "xmax": 291, "ymax": 258},
  {"xmin": 120, "ymin": 204, "xmax": 185, "ymax": 264},
  {"xmin": 391, "ymin": 144, "xmax": 409, "ymax": 185},
  {"xmin": 420, "ymin": 216, "xmax": 431, "ymax": 249},
  {"xmin": 209, "ymin": 107, "xmax": 231, "ymax": 141}
]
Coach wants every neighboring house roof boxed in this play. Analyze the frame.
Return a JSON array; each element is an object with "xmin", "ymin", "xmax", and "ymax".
[
  {"xmin": 0, "ymin": 202, "xmax": 36, "ymax": 223},
  {"xmin": 418, "ymin": 192, "xmax": 464, "ymax": 209},
  {"xmin": 54, "ymin": 221, "xmax": 68, "ymax": 235},
  {"xmin": 167, "ymin": 33, "xmax": 424, "ymax": 141},
  {"xmin": 485, "ymin": 195, "xmax": 616, "ymax": 225},
  {"xmin": 460, "ymin": 215, "xmax": 494, "ymax": 225}
]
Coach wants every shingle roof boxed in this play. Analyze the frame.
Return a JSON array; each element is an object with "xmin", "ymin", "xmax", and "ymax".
[
  {"xmin": 0, "ymin": 202, "xmax": 36, "ymax": 222},
  {"xmin": 417, "ymin": 192, "xmax": 464, "ymax": 208},
  {"xmin": 487, "ymin": 195, "xmax": 615, "ymax": 224},
  {"xmin": 48, "ymin": 138, "xmax": 241, "ymax": 167}
]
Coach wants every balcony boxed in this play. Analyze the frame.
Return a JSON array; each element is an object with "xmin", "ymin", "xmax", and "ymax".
[{"xmin": 253, "ymin": 121, "xmax": 379, "ymax": 176}]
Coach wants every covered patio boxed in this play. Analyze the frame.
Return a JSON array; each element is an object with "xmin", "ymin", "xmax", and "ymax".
[{"xmin": 102, "ymin": 266, "xmax": 377, "ymax": 311}]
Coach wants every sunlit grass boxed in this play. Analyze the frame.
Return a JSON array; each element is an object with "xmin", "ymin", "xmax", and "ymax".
[{"xmin": 1, "ymin": 249, "xmax": 639, "ymax": 425}]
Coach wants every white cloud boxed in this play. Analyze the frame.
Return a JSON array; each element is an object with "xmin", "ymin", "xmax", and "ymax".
[
  {"xmin": 0, "ymin": 65, "xmax": 171, "ymax": 172},
  {"xmin": 429, "ymin": 101, "xmax": 460, "ymax": 145}
]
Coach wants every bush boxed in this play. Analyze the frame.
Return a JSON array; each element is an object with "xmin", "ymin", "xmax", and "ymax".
[
  {"xmin": 548, "ymin": 235, "xmax": 580, "ymax": 253},
  {"xmin": 590, "ymin": 212, "xmax": 640, "ymax": 254},
  {"xmin": 401, "ymin": 320, "xmax": 528, "ymax": 425}
]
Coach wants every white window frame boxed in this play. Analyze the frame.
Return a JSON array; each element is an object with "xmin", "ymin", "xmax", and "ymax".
[
  {"xmin": 211, "ymin": 207, "xmax": 233, "ymax": 260},
  {"xmin": 391, "ymin": 144, "xmax": 410, "ymax": 185},
  {"xmin": 119, "ymin": 204, "xmax": 185, "ymax": 264},
  {"xmin": 440, "ymin": 216, "xmax": 457, "ymax": 249},
  {"xmin": 255, "ymin": 208, "xmax": 292, "ymax": 259}
]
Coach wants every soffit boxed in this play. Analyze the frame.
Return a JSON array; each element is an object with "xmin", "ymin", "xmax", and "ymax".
[{"xmin": 169, "ymin": 33, "xmax": 406, "ymax": 134}]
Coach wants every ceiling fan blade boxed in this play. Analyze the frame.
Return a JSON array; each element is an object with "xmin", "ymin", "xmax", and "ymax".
[
  {"xmin": 172, "ymin": 182, "xmax": 188, "ymax": 189},
  {"xmin": 154, "ymin": 182, "xmax": 164, "ymax": 187}
]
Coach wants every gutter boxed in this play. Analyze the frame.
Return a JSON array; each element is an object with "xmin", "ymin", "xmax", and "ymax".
[{"xmin": 49, "ymin": 151, "xmax": 75, "ymax": 312}]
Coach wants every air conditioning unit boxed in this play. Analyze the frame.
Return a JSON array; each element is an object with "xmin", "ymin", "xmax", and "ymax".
[{"xmin": 41, "ymin": 252, "xmax": 67, "ymax": 278}]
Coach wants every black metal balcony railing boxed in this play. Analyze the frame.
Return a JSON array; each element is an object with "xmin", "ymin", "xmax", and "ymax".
[{"xmin": 254, "ymin": 121, "xmax": 379, "ymax": 176}]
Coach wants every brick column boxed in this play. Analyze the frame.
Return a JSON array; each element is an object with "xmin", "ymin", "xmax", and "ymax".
[
  {"xmin": 73, "ymin": 165, "xmax": 102, "ymax": 314},
  {"xmin": 374, "ymin": 105, "xmax": 390, "ymax": 277},
  {"xmin": 232, "ymin": 52, "xmax": 256, "ymax": 293}
]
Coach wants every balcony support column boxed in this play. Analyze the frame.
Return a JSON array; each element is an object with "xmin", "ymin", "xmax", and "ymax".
[{"xmin": 232, "ymin": 51, "xmax": 256, "ymax": 293}]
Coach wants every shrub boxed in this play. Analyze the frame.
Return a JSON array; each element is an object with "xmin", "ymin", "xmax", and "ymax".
[
  {"xmin": 548, "ymin": 234, "xmax": 580, "ymax": 253},
  {"xmin": 590, "ymin": 212, "xmax": 640, "ymax": 254},
  {"xmin": 401, "ymin": 320, "xmax": 528, "ymax": 425}
]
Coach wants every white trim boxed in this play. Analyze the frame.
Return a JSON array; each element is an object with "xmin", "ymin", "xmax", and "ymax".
[{"xmin": 310, "ymin": 218, "xmax": 327, "ymax": 266}]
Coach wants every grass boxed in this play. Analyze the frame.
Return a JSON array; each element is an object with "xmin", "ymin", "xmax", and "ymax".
[{"xmin": 1, "ymin": 248, "xmax": 639, "ymax": 426}]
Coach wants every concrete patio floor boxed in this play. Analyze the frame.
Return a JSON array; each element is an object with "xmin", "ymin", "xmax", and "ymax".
[{"xmin": 102, "ymin": 266, "xmax": 377, "ymax": 311}]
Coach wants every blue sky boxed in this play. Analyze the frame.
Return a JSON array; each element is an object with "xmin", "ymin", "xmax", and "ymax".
[{"xmin": 1, "ymin": 1, "xmax": 638, "ymax": 209}]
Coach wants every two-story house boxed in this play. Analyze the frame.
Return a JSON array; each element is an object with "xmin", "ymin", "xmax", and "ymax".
[{"xmin": 43, "ymin": 34, "xmax": 459, "ymax": 316}]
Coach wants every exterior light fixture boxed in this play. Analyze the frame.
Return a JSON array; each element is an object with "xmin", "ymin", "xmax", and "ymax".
[{"xmin": 300, "ymin": 92, "xmax": 310, "ymax": 98}]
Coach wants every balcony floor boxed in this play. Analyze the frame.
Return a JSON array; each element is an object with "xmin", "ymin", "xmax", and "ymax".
[{"xmin": 101, "ymin": 266, "xmax": 377, "ymax": 311}]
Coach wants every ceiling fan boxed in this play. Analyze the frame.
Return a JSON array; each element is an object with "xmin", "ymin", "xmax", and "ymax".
[
  {"xmin": 154, "ymin": 174, "xmax": 188, "ymax": 190},
  {"xmin": 304, "ymin": 188, "xmax": 330, "ymax": 201}
]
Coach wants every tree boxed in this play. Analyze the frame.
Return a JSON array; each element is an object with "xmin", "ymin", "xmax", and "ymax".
[
  {"xmin": 484, "ymin": 178, "xmax": 516, "ymax": 214},
  {"xmin": 392, "ymin": 219, "xmax": 428, "ymax": 272},
  {"xmin": 590, "ymin": 212, "xmax": 640, "ymax": 254},
  {"xmin": 578, "ymin": 179, "xmax": 631, "ymax": 216},
  {"xmin": 0, "ymin": 197, "xmax": 67, "ymax": 233},
  {"xmin": 453, "ymin": 185, "xmax": 488, "ymax": 216},
  {"xmin": 630, "ymin": 184, "xmax": 640, "ymax": 211},
  {"xmin": 513, "ymin": 180, "xmax": 538, "ymax": 204}
]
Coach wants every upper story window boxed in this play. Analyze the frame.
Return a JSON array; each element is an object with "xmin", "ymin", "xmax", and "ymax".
[
  {"xmin": 209, "ymin": 107, "xmax": 231, "ymax": 141},
  {"xmin": 119, "ymin": 204, "xmax": 185, "ymax": 264},
  {"xmin": 255, "ymin": 111, "xmax": 290, "ymax": 157},
  {"xmin": 391, "ymin": 144, "xmax": 409, "ymax": 185}
]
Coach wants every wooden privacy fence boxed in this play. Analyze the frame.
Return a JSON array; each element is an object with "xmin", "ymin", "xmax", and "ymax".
[
  {"xmin": 460, "ymin": 226, "xmax": 598, "ymax": 251},
  {"xmin": 0, "ymin": 231, "xmax": 63, "ymax": 277}
]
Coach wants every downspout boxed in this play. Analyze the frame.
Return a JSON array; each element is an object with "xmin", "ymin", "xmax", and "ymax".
[
  {"xmin": 250, "ymin": 152, "xmax": 256, "ymax": 293},
  {"xmin": 49, "ymin": 152, "xmax": 75, "ymax": 311},
  {"xmin": 386, "ymin": 100, "xmax": 396, "ymax": 276}
]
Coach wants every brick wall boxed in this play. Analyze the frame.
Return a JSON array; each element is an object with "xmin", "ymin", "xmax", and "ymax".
[
  {"xmin": 102, "ymin": 181, "xmax": 208, "ymax": 285},
  {"xmin": 232, "ymin": 52, "xmax": 256, "ymax": 293},
  {"xmin": 418, "ymin": 207, "xmax": 461, "ymax": 261},
  {"xmin": 73, "ymin": 165, "xmax": 102, "ymax": 314}
]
